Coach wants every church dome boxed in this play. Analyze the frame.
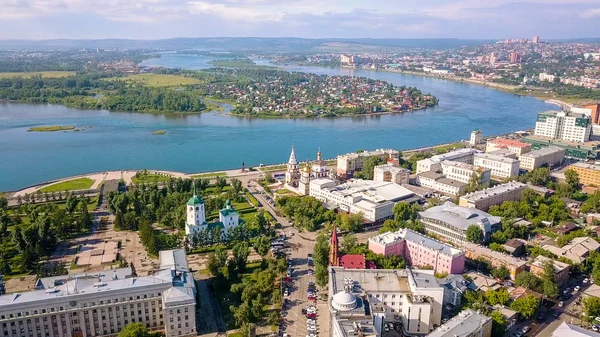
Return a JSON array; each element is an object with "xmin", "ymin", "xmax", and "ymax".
[
  {"xmin": 332, "ymin": 291, "xmax": 357, "ymax": 311},
  {"xmin": 187, "ymin": 195, "xmax": 204, "ymax": 206}
]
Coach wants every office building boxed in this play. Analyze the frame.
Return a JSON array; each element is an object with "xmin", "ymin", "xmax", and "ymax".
[
  {"xmin": 337, "ymin": 149, "xmax": 400, "ymax": 177},
  {"xmin": 427, "ymin": 309, "xmax": 491, "ymax": 337},
  {"xmin": 518, "ymin": 146, "xmax": 565, "ymax": 171},
  {"xmin": 473, "ymin": 153, "xmax": 520, "ymax": 179},
  {"xmin": 418, "ymin": 202, "xmax": 501, "ymax": 244},
  {"xmin": 470, "ymin": 130, "xmax": 483, "ymax": 146},
  {"xmin": 415, "ymin": 172, "xmax": 467, "ymax": 196},
  {"xmin": 458, "ymin": 181, "xmax": 526, "ymax": 211},
  {"xmin": 441, "ymin": 161, "xmax": 491, "ymax": 184},
  {"xmin": 328, "ymin": 267, "xmax": 444, "ymax": 337},
  {"xmin": 309, "ymin": 178, "xmax": 416, "ymax": 222},
  {"xmin": 569, "ymin": 162, "xmax": 600, "ymax": 187},
  {"xmin": 461, "ymin": 243, "xmax": 527, "ymax": 280},
  {"xmin": 534, "ymin": 111, "xmax": 591, "ymax": 143},
  {"xmin": 521, "ymin": 135, "xmax": 600, "ymax": 160},
  {"xmin": 368, "ymin": 229, "xmax": 465, "ymax": 274},
  {"xmin": 415, "ymin": 148, "xmax": 480, "ymax": 174},
  {"xmin": 529, "ymin": 256, "xmax": 570, "ymax": 286},
  {"xmin": 373, "ymin": 164, "xmax": 410, "ymax": 185},
  {"xmin": 485, "ymin": 138, "xmax": 531, "ymax": 156},
  {"xmin": 0, "ymin": 249, "xmax": 196, "ymax": 337}
]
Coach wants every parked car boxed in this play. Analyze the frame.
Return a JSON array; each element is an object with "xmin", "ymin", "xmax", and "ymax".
[
  {"xmin": 575, "ymin": 286, "xmax": 581, "ymax": 292},
  {"xmin": 584, "ymin": 278, "xmax": 589, "ymax": 284},
  {"xmin": 384, "ymin": 325, "xmax": 390, "ymax": 332},
  {"xmin": 593, "ymin": 325, "xmax": 600, "ymax": 332},
  {"xmin": 553, "ymin": 311, "xmax": 560, "ymax": 318},
  {"xmin": 522, "ymin": 326, "xmax": 530, "ymax": 334},
  {"xmin": 306, "ymin": 314, "xmax": 317, "ymax": 319},
  {"xmin": 558, "ymin": 301, "xmax": 564, "ymax": 307}
]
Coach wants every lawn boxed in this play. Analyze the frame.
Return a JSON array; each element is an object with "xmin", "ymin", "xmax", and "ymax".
[
  {"xmin": 192, "ymin": 172, "xmax": 228, "ymax": 179},
  {"xmin": 108, "ymin": 74, "xmax": 201, "ymax": 87},
  {"xmin": 275, "ymin": 189, "xmax": 292, "ymax": 195},
  {"xmin": 39, "ymin": 178, "xmax": 94, "ymax": 192},
  {"xmin": 259, "ymin": 164, "xmax": 287, "ymax": 172},
  {"xmin": 131, "ymin": 173, "xmax": 172, "ymax": 184},
  {"xmin": 433, "ymin": 142, "xmax": 465, "ymax": 154},
  {"xmin": 0, "ymin": 71, "xmax": 76, "ymax": 79}
]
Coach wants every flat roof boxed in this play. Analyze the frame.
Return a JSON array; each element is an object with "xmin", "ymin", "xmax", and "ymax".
[
  {"xmin": 319, "ymin": 179, "xmax": 414, "ymax": 203},
  {"xmin": 520, "ymin": 146, "xmax": 565, "ymax": 158},
  {"xmin": 531, "ymin": 255, "xmax": 569, "ymax": 272},
  {"xmin": 462, "ymin": 242, "xmax": 527, "ymax": 268},
  {"xmin": 419, "ymin": 201, "xmax": 501, "ymax": 231},
  {"xmin": 338, "ymin": 149, "xmax": 399, "ymax": 160},
  {"xmin": 474, "ymin": 153, "xmax": 519, "ymax": 164},
  {"xmin": 571, "ymin": 162, "xmax": 600, "ymax": 171},
  {"xmin": 427, "ymin": 309, "xmax": 491, "ymax": 337},
  {"xmin": 460, "ymin": 181, "xmax": 526, "ymax": 202},
  {"xmin": 427, "ymin": 148, "xmax": 480, "ymax": 164},
  {"xmin": 551, "ymin": 322, "xmax": 600, "ymax": 337}
]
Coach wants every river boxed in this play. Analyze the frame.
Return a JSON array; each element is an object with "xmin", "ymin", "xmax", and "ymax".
[{"xmin": 0, "ymin": 54, "xmax": 554, "ymax": 191}]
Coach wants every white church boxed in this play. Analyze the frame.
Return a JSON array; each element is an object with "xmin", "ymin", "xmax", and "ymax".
[{"xmin": 184, "ymin": 185, "xmax": 244, "ymax": 239}]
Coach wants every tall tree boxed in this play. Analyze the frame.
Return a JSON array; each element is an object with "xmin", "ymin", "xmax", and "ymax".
[
  {"xmin": 510, "ymin": 295, "xmax": 540, "ymax": 319},
  {"xmin": 466, "ymin": 224, "xmax": 484, "ymax": 243}
]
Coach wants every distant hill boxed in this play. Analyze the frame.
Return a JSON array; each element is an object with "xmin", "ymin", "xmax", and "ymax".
[{"xmin": 0, "ymin": 37, "xmax": 496, "ymax": 51}]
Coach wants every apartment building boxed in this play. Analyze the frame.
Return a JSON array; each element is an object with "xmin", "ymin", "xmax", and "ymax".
[
  {"xmin": 534, "ymin": 111, "xmax": 591, "ymax": 143},
  {"xmin": 336, "ymin": 149, "xmax": 400, "ymax": 177},
  {"xmin": 518, "ymin": 146, "xmax": 565, "ymax": 171},
  {"xmin": 486, "ymin": 138, "xmax": 532, "ymax": 156},
  {"xmin": 529, "ymin": 256, "xmax": 570, "ymax": 286},
  {"xmin": 461, "ymin": 242, "xmax": 527, "ymax": 280},
  {"xmin": 473, "ymin": 153, "xmax": 520, "ymax": 179},
  {"xmin": 427, "ymin": 309, "xmax": 491, "ymax": 337},
  {"xmin": 373, "ymin": 164, "xmax": 410, "ymax": 185},
  {"xmin": 569, "ymin": 162, "xmax": 600, "ymax": 187},
  {"xmin": 458, "ymin": 181, "xmax": 526, "ymax": 211},
  {"xmin": 329, "ymin": 268, "xmax": 444, "ymax": 337},
  {"xmin": 368, "ymin": 229, "xmax": 465, "ymax": 274},
  {"xmin": 440, "ymin": 161, "xmax": 491, "ymax": 184},
  {"xmin": 415, "ymin": 172, "xmax": 467, "ymax": 196},
  {"xmin": 415, "ymin": 148, "xmax": 480, "ymax": 174},
  {"xmin": 0, "ymin": 249, "xmax": 196, "ymax": 337}
]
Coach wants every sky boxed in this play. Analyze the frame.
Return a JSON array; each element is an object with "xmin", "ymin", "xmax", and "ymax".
[{"xmin": 1, "ymin": 0, "xmax": 600, "ymax": 40}]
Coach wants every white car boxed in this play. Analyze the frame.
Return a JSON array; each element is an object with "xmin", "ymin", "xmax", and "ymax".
[
  {"xmin": 558, "ymin": 301, "xmax": 564, "ymax": 307},
  {"xmin": 584, "ymin": 278, "xmax": 590, "ymax": 284},
  {"xmin": 575, "ymin": 286, "xmax": 581, "ymax": 292},
  {"xmin": 307, "ymin": 327, "xmax": 317, "ymax": 332},
  {"xmin": 522, "ymin": 326, "xmax": 530, "ymax": 333}
]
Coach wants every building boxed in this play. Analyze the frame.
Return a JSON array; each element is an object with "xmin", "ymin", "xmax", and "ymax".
[
  {"xmin": 311, "ymin": 148, "xmax": 329, "ymax": 178},
  {"xmin": 373, "ymin": 164, "xmax": 410, "ymax": 185},
  {"xmin": 539, "ymin": 73, "xmax": 556, "ymax": 82},
  {"xmin": 503, "ymin": 239, "xmax": 526, "ymax": 256},
  {"xmin": 340, "ymin": 54, "xmax": 357, "ymax": 67},
  {"xmin": 473, "ymin": 153, "xmax": 520, "ymax": 179},
  {"xmin": 550, "ymin": 322, "xmax": 600, "ymax": 337},
  {"xmin": 461, "ymin": 242, "xmax": 527, "ymax": 280},
  {"xmin": 485, "ymin": 138, "xmax": 532, "ymax": 156},
  {"xmin": 569, "ymin": 162, "xmax": 600, "ymax": 187},
  {"xmin": 330, "ymin": 224, "xmax": 374, "ymax": 269},
  {"xmin": 529, "ymin": 256, "xmax": 570, "ymax": 286},
  {"xmin": 328, "ymin": 267, "xmax": 445, "ymax": 337},
  {"xmin": 582, "ymin": 103, "xmax": 600, "ymax": 125},
  {"xmin": 534, "ymin": 111, "xmax": 591, "ymax": 143},
  {"xmin": 494, "ymin": 305, "xmax": 518, "ymax": 330},
  {"xmin": 284, "ymin": 146, "xmax": 300, "ymax": 187},
  {"xmin": 441, "ymin": 161, "xmax": 491, "ymax": 185},
  {"xmin": 542, "ymin": 237, "xmax": 600, "ymax": 264},
  {"xmin": 415, "ymin": 172, "xmax": 467, "ymax": 196},
  {"xmin": 185, "ymin": 186, "xmax": 244, "ymax": 240},
  {"xmin": 518, "ymin": 146, "xmax": 565, "ymax": 171},
  {"xmin": 415, "ymin": 148, "xmax": 480, "ymax": 174},
  {"xmin": 464, "ymin": 272, "xmax": 501, "ymax": 292},
  {"xmin": 310, "ymin": 178, "xmax": 416, "ymax": 222},
  {"xmin": 458, "ymin": 181, "xmax": 526, "ymax": 211},
  {"xmin": 470, "ymin": 130, "xmax": 483, "ymax": 146},
  {"xmin": 532, "ymin": 35, "xmax": 539, "ymax": 44},
  {"xmin": 521, "ymin": 135, "xmax": 600, "ymax": 160},
  {"xmin": 553, "ymin": 222, "xmax": 579, "ymax": 235},
  {"xmin": 436, "ymin": 274, "xmax": 469, "ymax": 309},
  {"xmin": 426, "ymin": 309, "xmax": 491, "ymax": 337},
  {"xmin": 368, "ymin": 229, "xmax": 465, "ymax": 274},
  {"xmin": 418, "ymin": 201, "xmax": 501, "ymax": 244},
  {"xmin": 0, "ymin": 249, "xmax": 196, "ymax": 337},
  {"xmin": 510, "ymin": 52, "xmax": 521, "ymax": 64},
  {"xmin": 337, "ymin": 149, "xmax": 400, "ymax": 177}
]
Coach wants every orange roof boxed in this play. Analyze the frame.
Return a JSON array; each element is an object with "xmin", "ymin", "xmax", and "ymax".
[{"xmin": 488, "ymin": 138, "xmax": 530, "ymax": 148}]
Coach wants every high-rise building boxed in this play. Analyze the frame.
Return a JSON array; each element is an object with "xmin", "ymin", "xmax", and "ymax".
[
  {"xmin": 469, "ymin": 130, "xmax": 483, "ymax": 146},
  {"xmin": 534, "ymin": 110, "xmax": 591, "ymax": 143},
  {"xmin": 510, "ymin": 52, "xmax": 521, "ymax": 64},
  {"xmin": 532, "ymin": 35, "xmax": 540, "ymax": 44}
]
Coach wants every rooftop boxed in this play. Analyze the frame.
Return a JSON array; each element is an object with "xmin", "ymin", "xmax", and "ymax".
[
  {"xmin": 571, "ymin": 162, "xmax": 600, "ymax": 171},
  {"xmin": 339, "ymin": 254, "xmax": 375, "ymax": 269},
  {"xmin": 488, "ymin": 138, "xmax": 531, "ymax": 148},
  {"xmin": 520, "ymin": 146, "xmax": 565, "ymax": 158},
  {"xmin": 542, "ymin": 237, "xmax": 600, "ymax": 263},
  {"xmin": 426, "ymin": 148, "xmax": 481, "ymax": 164},
  {"xmin": 462, "ymin": 242, "xmax": 528, "ymax": 268},
  {"xmin": 338, "ymin": 149, "xmax": 399, "ymax": 160},
  {"xmin": 551, "ymin": 322, "xmax": 600, "ymax": 337},
  {"xmin": 374, "ymin": 163, "xmax": 410, "ymax": 174},
  {"xmin": 368, "ymin": 228, "xmax": 464, "ymax": 257},
  {"xmin": 316, "ymin": 178, "xmax": 414, "ymax": 204},
  {"xmin": 460, "ymin": 181, "xmax": 526, "ymax": 202},
  {"xmin": 427, "ymin": 309, "xmax": 491, "ymax": 337},
  {"xmin": 419, "ymin": 201, "xmax": 501, "ymax": 232},
  {"xmin": 531, "ymin": 255, "xmax": 570, "ymax": 272},
  {"xmin": 474, "ymin": 152, "xmax": 520, "ymax": 164}
]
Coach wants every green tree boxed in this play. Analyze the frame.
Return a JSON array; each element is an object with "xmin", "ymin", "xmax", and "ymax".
[
  {"xmin": 565, "ymin": 169, "xmax": 580, "ymax": 191},
  {"xmin": 510, "ymin": 295, "xmax": 540, "ymax": 319},
  {"xmin": 336, "ymin": 213, "xmax": 364, "ymax": 232},
  {"xmin": 491, "ymin": 265, "xmax": 510, "ymax": 280},
  {"xmin": 393, "ymin": 202, "xmax": 420, "ymax": 222},
  {"xmin": 490, "ymin": 310, "xmax": 508, "ymax": 337},
  {"xmin": 514, "ymin": 272, "xmax": 543, "ymax": 292},
  {"xmin": 118, "ymin": 323, "xmax": 152, "ymax": 337},
  {"xmin": 232, "ymin": 242, "xmax": 250, "ymax": 273},
  {"xmin": 354, "ymin": 156, "xmax": 384, "ymax": 180},
  {"xmin": 379, "ymin": 219, "xmax": 399, "ymax": 233},
  {"xmin": 208, "ymin": 248, "xmax": 228, "ymax": 277},
  {"xmin": 230, "ymin": 178, "xmax": 243, "ymax": 194},
  {"xmin": 341, "ymin": 234, "xmax": 358, "ymax": 254},
  {"xmin": 254, "ymin": 235, "xmax": 271, "ymax": 258},
  {"xmin": 466, "ymin": 224, "xmax": 484, "ymax": 243},
  {"xmin": 583, "ymin": 296, "xmax": 600, "ymax": 323},
  {"xmin": 484, "ymin": 288, "xmax": 510, "ymax": 306}
]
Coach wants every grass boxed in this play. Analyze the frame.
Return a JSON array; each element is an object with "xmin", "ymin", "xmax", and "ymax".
[
  {"xmin": 27, "ymin": 126, "xmax": 75, "ymax": 132},
  {"xmin": 153, "ymin": 130, "xmax": 166, "ymax": 135},
  {"xmin": 275, "ymin": 189, "xmax": 292, "ymax": 195},
  {"xmin": 245, "ymin": 192, "xmax": 259, "ymax": 207},
  {"xmin": 0, "ymin": 71, "xmax": 76, "ymax": 79},
  {"xmin": 192, "ymin": 172, "xmax": 228, "ymax": 179},
  {"xmin": 433, "ymin": 142, "xmax": 465, "ymax": 154},
  {"xmin": 39, "ymin": 178, "xmax": 94, "ymax": 192},
  {"xmin": 131, "ymin": 173, "xmax": 172, "ymax": 184},
  {"xmin": 107, "ymin": 73, "xmax": 201, "ymax": 87},
  {"xmin": 259, "ymin": 164, "xmax": 287, "ymax": 172}
]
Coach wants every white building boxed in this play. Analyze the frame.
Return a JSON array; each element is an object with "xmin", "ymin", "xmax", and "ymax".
[
  {"xmin": 337, "ymin": 149, "xmax": 400, "ymax": 177},
  {"xmin": 539, "ymin": 72, "xmax": 557, "ymax": 82},
  {"xmin": 373, "ymin": 164, "xmax": 410, "ymax": 185},
  {"xmin": 309, "ymin": 178, "xmax": 416, "ymax": 222},
  {"xmin": 459, "ymin": 181, "xmax": 526, "ymax": 211},
  {"xmin": 0, "ymin": 249, "xmax": 196, "ymax": 337},
  {"xmin": 473, "ymin": 153, "xmax": 520, "ymax": 179},
  {"xmin": 311, "ymin": 148, "xmax": 329, "ymax": 178},
  {"xmin": 284, "ymin": 146, "xmax": 300, "ymax": 187},
  {"xmin": 534, "ymin": 111, "xmax": 592, "ymax": 143},
  {"xmin": 416, "ymin": 148, "xmax": 480, "ymax": 174},
  {"xmin": 185, "ymin": 186, "xmax": 243, "ymax": 239},
  {"xmin": 415, "ymin": 172, "xmax": 467, "ymax": 196},
  {"xmin": 328, "ymin": 267, "xmax": 445, "ymax": 337},
  {"xmin": 469, "ymin": 130, "xmax": 483, "ymax": 146},
  {"xmin": 441, "ymin": 161, "xmax": 491, "ymax": 184},
  {"xmin": 518, "ymin": 146, "xmax": 565, "ymax": 171},
  {"xmin": 427, "ymin": 309, "xmax": 491, "ymax": 337},
  {"xmin": 485, "ymin": 138, "xmax": 532, "ymax": 156}
]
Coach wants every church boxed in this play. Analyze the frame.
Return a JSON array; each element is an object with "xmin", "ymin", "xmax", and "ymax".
[
  {"xmin": 284, "ymin": 146, "xmax": 333, "ymax": 195},
  {"xmin": 184, "ymin": 185, "xmax": 244, "ymax": 240}
]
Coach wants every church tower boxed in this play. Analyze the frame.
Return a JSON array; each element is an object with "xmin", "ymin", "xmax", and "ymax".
[
  {"xmin": 329, "ymin": 224, "xmax": 339, "ymax": 267},
  {"xmin": 285, "ymin": 145, "xmax": 300, "ymax": 187},
  {"xmin": 185, "ymin": 183, "xmax": 206, "ymax": 236},
  {"xmin": 299, "ymin": 165, "xmax": 311, "ymax": 196}
]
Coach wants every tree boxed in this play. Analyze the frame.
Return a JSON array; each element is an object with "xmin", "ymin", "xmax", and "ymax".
[
  {"xmin": 341, "ymin": 235, "xmax": 358, "ymax": 254},
  {"xmin": 118, "ymin": 323, "xmax": 152, "ymax": 337},
  {"xmin": 393, "ymin": 202, "xmax": 419, "ymax": 222},
  {"xmin": 466, "ymin": 224, "xmax": 484, "ymax": 243},
  {"xmin": 315, "ymin": 263, "xmax": 328, "ymax": 289},
  {"xmin": 491, "ymin": 265, "xmax": 510, "ymax": 280},
  {"xmin": 254, "ymin": 235, "xmax": 271, "ymax": 258},
  {"xmin": 510, "ymin": 295, "xmax": 540, "ymax": 319},
  {"xmin": 490, "ymin": 310, "xmax": 508, "ymax": 337},
  {"xmin": 230, "ymin": 178, "xmax": 243, "ymax": 194},
  {"xmin": 583, "ymin": 296, "xmax": 600, "ymax": 323},
  {"xmin": 542, "ymin": 279, "xmax": 559, "ymax": 299},
  {"xmin": 485, "ymin": 288, "xmax": 510, "ymax": 306},
  {"xmin": 208, "ymin": 248, "xmax": 228, "ymax": 277},
  {"xmin": 336, "ymin": 213, "xmax": 364, "ymax": 233},
  {"xmin": 565, "ymin": 169, "xmax": 580, "ymax": 191},
  {"xmin": 379, "ymin": 219, "xmax": 399, "ymax": 233},
  {"xmin": 354, "ymin": 156, "xmax": 384, "ymax": 180},
  {"xmin": 232, "ymin": 242, "xmax": 250, "ymax": 273},
  {"xmin": 514, "ymin": 272, "xmax": 543, "ymax": 292}
]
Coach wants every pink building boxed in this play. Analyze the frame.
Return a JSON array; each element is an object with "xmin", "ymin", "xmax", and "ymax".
[{"xmin": 368, "ymin": 229, "xmax": 465, "ymax": 274}]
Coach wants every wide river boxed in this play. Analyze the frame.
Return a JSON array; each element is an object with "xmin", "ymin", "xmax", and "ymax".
[{"xmin": 0, "ymin": 54, "xmax": 554, "ymax": 191}]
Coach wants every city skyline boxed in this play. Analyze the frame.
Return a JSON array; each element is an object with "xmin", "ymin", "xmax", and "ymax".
[{"xmin": 1, "ymin": 0, "xmax": 600, "ymax": 40}]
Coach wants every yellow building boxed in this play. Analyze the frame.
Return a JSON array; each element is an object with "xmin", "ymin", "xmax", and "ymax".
[{"xmin": 570, "ymin": 162, "xmax": 600, "ymax": 187}]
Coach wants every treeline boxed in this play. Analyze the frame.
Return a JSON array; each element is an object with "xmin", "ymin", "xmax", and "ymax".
[{"xmin": 0, "ymin": 73, "xmax": 207, "ymax": 113}]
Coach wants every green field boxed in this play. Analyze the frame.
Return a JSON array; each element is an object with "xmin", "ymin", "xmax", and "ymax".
[
  {"xmin": 28, "ymin": 126, "xmax": 75, "ymax": 132},
  {"xmin": 131, "ymin": 173, "xmax": 172, "ymax": 184},
  {"xmin": 39, "ymin": 178, "xmax": 94, "ymax": 192},
  {"xmin": 109, "ymin": 74, "xmax": 201, "ymax": 87},
  {"xmin": 191, "ymin": 172, "xmax": 228, "ymax": 179},
  {"xmin": 0, "ymin": 71, "xmax": 76, "ymax": 79}
]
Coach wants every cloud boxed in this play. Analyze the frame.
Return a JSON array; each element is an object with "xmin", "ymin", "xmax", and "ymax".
[{"xmin": 581, "ymin": 7, "xmax": 600, "ymax": 18}]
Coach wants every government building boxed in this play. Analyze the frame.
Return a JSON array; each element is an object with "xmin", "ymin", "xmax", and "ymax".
[{"xmin": 0, "ymin": 249, "xmax": 196, "ymax": 337}]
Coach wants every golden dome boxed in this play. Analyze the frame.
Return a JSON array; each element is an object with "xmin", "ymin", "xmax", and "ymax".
[{"xmin": 303, "ymin": 165, "xmax": 312, "ymax": 173}]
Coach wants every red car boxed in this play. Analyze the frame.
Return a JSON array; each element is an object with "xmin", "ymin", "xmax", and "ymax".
[{"xmin": 306, "ymin": 314, "xmax": 316, "ymax": 319}]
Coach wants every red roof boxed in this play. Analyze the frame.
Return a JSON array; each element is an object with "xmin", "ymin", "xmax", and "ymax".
[
  {"xmin": 488, "ymin": 138, "xmax": 530, "ymax": 148},
  {"xmin": 339, "ymin": 254, "xmax": 374, "ymax": 269}
]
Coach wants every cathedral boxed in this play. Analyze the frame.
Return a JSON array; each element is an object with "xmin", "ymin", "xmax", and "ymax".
[
  {"xmin": 284, "ymin": 146, "xmax": 334, "ymax": 196},
  {"xmin": 185, "ymin": 184, "xmax": 243, "ymax": 240}
]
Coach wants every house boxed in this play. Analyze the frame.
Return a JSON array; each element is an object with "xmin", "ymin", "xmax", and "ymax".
[
  {"xmin": 553, "ymin": 223, "xmax": 579, "ymax": 235},
  {"xmin": 509, "ymin": 286, "xmax": 543, "ymax": 301},
  {"xmin": 543, "ymin": 237, "xmax": 600, "ymax": 264},
  {"xmin": 437, "ymin": 274, "xmax": 470, "ymax": 310},
  {"xmin": 529, "ymin": 256, "xmax": 570, "ymax": 286},
  {"xmin": 503, "ymin": 239, "xmax": 526, "ymax": 256},
  {"xmin": 494, "ymin": 305, "xmax": 518, "ymax": 330},
  {"xmin": 464, "ymin": 272, "xmax": 501, "ymax": 292},
  {"xmin": 338, "ymin": 254, "xmax": 375, "ymax": 269},
  {"xmin": 461, "ymin": 243, "xmax": 527, "ymax": 280}
]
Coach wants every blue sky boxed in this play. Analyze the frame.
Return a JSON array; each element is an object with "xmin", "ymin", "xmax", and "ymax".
[{"xmin": 2, "ymin": 0, "xmax": 600, "ymax": 40}]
